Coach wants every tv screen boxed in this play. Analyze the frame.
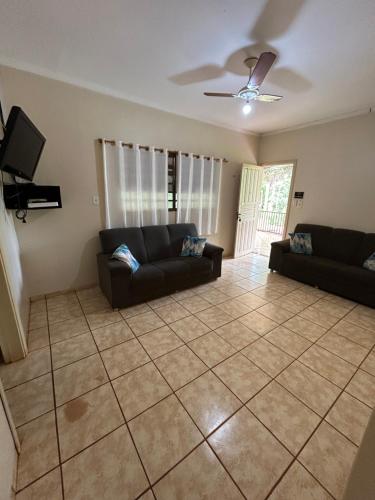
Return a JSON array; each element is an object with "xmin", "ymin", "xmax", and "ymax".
[{"xmin": 0, "ymin": 106, "xmax": 46, "ymax": 181}]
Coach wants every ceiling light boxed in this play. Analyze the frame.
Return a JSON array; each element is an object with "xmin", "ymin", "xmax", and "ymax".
[{"xmin": 242, "ymin": 103, "xmax": 252, "ymax": 115}]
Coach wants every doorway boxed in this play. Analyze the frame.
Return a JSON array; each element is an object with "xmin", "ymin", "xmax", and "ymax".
[
  {"xmin": 233, "ymin": 162, "xmax": 294, "ymax": 258},
  {"xmin": 253, "ymin": 163, "xmax": 294, "ymax": 256}
]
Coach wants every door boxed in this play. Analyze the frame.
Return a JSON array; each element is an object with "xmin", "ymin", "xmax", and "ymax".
[{"xmin": 234, "ymin": 164, "xmax": 263, "ymax": 258}]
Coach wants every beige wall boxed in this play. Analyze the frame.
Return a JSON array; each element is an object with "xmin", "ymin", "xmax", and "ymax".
[
  {"xmin": 259, "ymin": 113, "xmax": 375, "ymax": 234},
  {"xmin": 0, "ymin": 395, "xmax": 17, "ymax": 500},
  {"xmin": 0, "ymin": 66, "xmax": 258, "ymax": 297}
]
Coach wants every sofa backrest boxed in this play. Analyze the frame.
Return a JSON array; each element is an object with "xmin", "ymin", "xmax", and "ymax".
[
  {"xmin": 99, "ymin": 227, "xmax": 148, "ymax": 264},
  {"xmin": 294, "ymin": 223, "xmax": 367, "ymax": 265},
  {"xmin": 168, "ymin": 223, "xmax": 198, "ymax": 256},
  {"xmin": 99, "ymin": 223, "xmax": 199, "ymax": 263},
  {"xmin": 353, "ymin": 233, "xmax": 375, "ymax": 266}
]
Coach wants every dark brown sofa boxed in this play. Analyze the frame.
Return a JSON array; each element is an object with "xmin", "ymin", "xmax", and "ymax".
[
  {"xmin": 269, "ymin": 223, "xmax": 375, "ymax": 307},
  {"xmin": 97, "ymin": 223, "xmax": 223, "ymax": 308}
]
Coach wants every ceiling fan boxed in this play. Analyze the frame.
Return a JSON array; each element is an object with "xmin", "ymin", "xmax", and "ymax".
[{"xmin": 204, "ymin": 52, "xmax": 282, "ymax": 114}]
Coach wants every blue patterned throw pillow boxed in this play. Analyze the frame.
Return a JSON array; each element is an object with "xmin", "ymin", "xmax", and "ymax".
[
  {"xmin": 181, "ymin": 235, "xmax": 207, "ymax": 258},
  {"xmin": 289, "ymin": 232, "xmax": 313, "ymax": 255},
  {"xmin": 112, "ymin": 244, "xmax": 140, "ymax": 272},
  {"xmin": 363, "ymin": 252, "xmax": 375, "ymax": 271}
]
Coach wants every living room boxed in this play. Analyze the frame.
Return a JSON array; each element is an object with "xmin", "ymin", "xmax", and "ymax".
[{"xmin": 0, "ymin": 1, "xmax": 374, "ymax": 499}]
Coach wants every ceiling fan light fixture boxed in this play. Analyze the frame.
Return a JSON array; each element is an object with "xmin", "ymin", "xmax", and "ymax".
[{"xmin": 242, "ymin": 103, "xmax": 252, "ymax": 115}]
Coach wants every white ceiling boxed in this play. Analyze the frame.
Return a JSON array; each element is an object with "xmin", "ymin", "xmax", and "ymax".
[{"xmin": 1, "ymin": 0, "xmax": 375, "ymax": 134}]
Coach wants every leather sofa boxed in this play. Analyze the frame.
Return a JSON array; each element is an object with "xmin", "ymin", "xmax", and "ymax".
[
  {"xmin": 97, "ymin": 223, "xmax": 224, "ymax": 308},
  {"xmin": 269, "ymin": 223, "xmax": 375, "ymax": 307}
]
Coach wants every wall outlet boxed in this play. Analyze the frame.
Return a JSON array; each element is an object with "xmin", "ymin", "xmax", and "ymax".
[
  {"xmin": 293, "ymin": 199, "xmax": 303, "ymax": 208},
  {"xmin": 92, "ymin": 195, "xmax": 99, "ymax": 206}
]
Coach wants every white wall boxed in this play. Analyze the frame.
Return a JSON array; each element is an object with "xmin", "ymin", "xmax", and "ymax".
[
  {"xmin": 0, "ymin": 66, "xmax": 258, "ymax": 297},
  {"xmin": 259, "ymin": 112, "xmax": 375, "ymax": 234}
]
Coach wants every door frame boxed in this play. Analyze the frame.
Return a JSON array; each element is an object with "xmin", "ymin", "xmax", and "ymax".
[{"xmin": 259, "ymin": 160, "xmax": 297, "ymax": 239}]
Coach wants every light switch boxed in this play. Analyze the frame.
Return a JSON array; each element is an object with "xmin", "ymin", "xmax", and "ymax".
[{"xmin": 92, "ymin": 195, "xmax": 99, "ymax": 206}]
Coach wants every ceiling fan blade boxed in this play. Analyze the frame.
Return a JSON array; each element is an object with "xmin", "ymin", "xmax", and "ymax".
[
  {"xmin": 203, "ymin": 92, "xmax": 236, "ymax": 97},
  {"xmin": 248, "ymin": 52, "xmax": 277, "ymax": 88},
  {"xmin": 256, "ymin": 94, "xmax": 283, "ymax": 102}
]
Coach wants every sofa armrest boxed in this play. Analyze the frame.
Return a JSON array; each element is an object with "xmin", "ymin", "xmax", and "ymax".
[
  {"xmin": 269, "ymin": 239, "xmax": 290, "ymax": 271},
  {"xmin": 203, "ymin": 243, "xmax": 224, "ymax": 278},
  {"xmin": 97, "ymin": 253, "xmax": 132, "ymax": 307}
]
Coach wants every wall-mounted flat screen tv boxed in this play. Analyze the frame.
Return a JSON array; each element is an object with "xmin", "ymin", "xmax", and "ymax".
[{"xmin": 0, "ymin": 106, "xmax": 46, "ymax": 181}]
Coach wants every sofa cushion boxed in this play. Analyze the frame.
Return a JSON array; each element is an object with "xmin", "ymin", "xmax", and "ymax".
[
  {"xmin": 130, "ymin": 264, "xmax": 165, "ymax": 292},
  {"xmin": 326, "ymin": 228, "xmax": 364, "ymax": 264},
  {"xmin": 175, "ymin": 256, "xmax": 213, "ymax": 276},
  {"xmin": 294, "ymin": 224, "xmax": 333, "ymax": 258},
  {"xmin": 354, "ymin": 233, "xmax": 375, "ymax": 267},
  {"xmin": 99, "ymin": 228, "xmax": 147, "ymax": 264},
  {"xmin": 142, "ymin": 225, "xmax": 171, "ymax": 262},
  {"xmin": 167, "ymin": 223, "xmax": 198, "ymax": 257},
  {"xmin": 152, "ymin": 258, "xmax": 190, "ymax": 286}
]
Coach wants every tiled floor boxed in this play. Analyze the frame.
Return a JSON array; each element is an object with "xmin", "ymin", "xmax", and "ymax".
[{"xmin": 2, "ymin": 254, "xmax": 375, "ymax": 499}]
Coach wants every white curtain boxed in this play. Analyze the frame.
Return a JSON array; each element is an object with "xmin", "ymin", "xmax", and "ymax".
[
  {"xmin": 102, "ymin": 141, "xmax": 168, "ymax": 228},
  {"xmin": 176, "ymin": 153, "xmax": 222, "ymax": 235}
]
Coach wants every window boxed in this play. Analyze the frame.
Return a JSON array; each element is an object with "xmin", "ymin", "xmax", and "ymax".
[{"xmin": 168, "ymin": 152, "xmax": 177, "ymax": 211}]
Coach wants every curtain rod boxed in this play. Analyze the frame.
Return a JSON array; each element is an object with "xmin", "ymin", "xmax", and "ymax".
[{"xmin": 98, "ymin": 138, "xmax": 228, "ymax": 163}]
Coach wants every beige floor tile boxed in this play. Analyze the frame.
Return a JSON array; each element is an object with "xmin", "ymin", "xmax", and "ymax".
[
  {"xmin": 215, "ymin": 319, "xmax": 259, "ymax": 350},
  {"xmin": 153, "ymin": 442, "xmax": 242, "ymax": 500},
  {"xmin": 361, "ymin": 349, "xmax": 375, "ymax": 376},
  {"xmin": 196, "ymin": 306, "xmax": 233, "ymax": 330},
  {"xmin": 299, "ymin": 422, "xmax": 357, "ymax": 499},
  {"xmin": 176, "ymin": 371, "xmax": 241, "ymax": 435},
  {"xmin": 248, "ymin": 382, "xmax": 321, "ymax": 455},
  {"xmin": 62, "ymin": 426, "xmax": 148, "ymax": 499},
  {"xmin": 129, "ymin": 394, "xmax": 202, "ymax": 483},
  {"xmin": 188, "ymin": 331, "xmax": 236, "ymax": 367},
  {"xmin": 239, "ymin": 311, "xmax": 278, "ymax": 336},
  {"xmin": 177, "ymin": 295, "xmax": 212, "ymax": 314},
  {"xmin": 85, "ymin": 310, "xmax": 122, "ymax": 330},
  {"xmin": 310, "ymin": 299, "xmax": 349, "ymax": 319},
  {"xmin": 299, "ymin": 345, "xmax": 356, "ymax": 388},
  {"xmin": 269, "ymin": 461, "xmax": 332, "ymax": 500},
  {"xmin": 169, "ymin": 315, "xmax": 210, "ymax": 342},
  {"xmin": 54, "ymin": 354, "xmax": 108, "ymax": 405},
  {"xmin": 200, "ymin": 288, "xmax": 229, "ymax": 305},
  {"xmin": 234, "ymin": 278, "xmax": 262, "ymax": 291},
  {"xmin": 317, "ymin": 332, "xmax": 368, "ymax": 366},
  {"xmin": 16, "ymin": 468, "xmax": 62, "ymax": 500},
  {"xmin": 277, "ymin": 361, "xmax": 341, "ymax": 416},
  {"xmin": 283, "ymin": 316, "xmax": 327, "ymax": 342},
  {"xmin": 138, "ymin": 325, "xmax": 184, "ymax": 359},
  {"xmin": 49, "ymin": 317, "xmax": 89, "ymax": 344},
  {"xmin": 47, "ymin": 292, "xmax": 79, "ymax": 310},
  {"xmin": 139, "ymin": 489, "xmax": 154, "ymax": 500},
  {"xmin": 101, "ymin": 338, "xmax": 150, "ymax": 379},
  {"xmin": 57, "ymin": 383, "xmax": 124, "ymax": 461},
  {"xmin": 147, "ymin": 295, "xmax": 175, "ymax": 309},
  {"xmin": 171, "ymin": 288, "xmax": 195, "ymax": 300},
  {"xmin": 126, "ymin": 310, "xmax": 166, "ymax": 336},
  {"xmin": 286, "ymin": 289, "xmax": 320, "ymax": 306},
  {"xmin": 29, "ymin": 311, "xmax": 48, "ymax": 330},
  {"xmin": 30, "ymin": 299, "xmax": 47, "ymax": 315},
  {"xmin": 154, "ymin": 302, "xmax": 191, "ymax": 323},
  {"xmin": 257, "ymin": 303, "xmax": 295, "ymax": 324},
  {"xmin": 51, "ymin": 332, "xmax": 97, "ymax": 369},
  {"xmin": 218, "ymin": 298, "xmax": 252, "ymax": 319},
  {"xmin": 299, "ymin": 307, "xmax": 339, "ymax": 329},
  {"xmin": 271, "ymin": 296, "xmax": 307, "ymax": 314},
  {"xmin": 331, "ymin": 319, "xmax": 375, "ymax": 349},
  {"xmin": 120, "ymin": 302, "xmax": 152, "ymax": 319},
  {"xmin": 242, "ymin": 338, "xmax": 294, "ymax": 377},
  {"xmin": 236, "ymin": 292, "xmax": 268, "ymax": 309},
  {"xmin": 17, "ymin": 411, "xmax": 59, "ymax": 490},
  {"xmin": 0, "ymin": 347, "xmax": 51, "ymax": 389},
  {"xmin": 252, "ymin": 286, "xmax": 282, "ymax": 301},
  {"xmin": 265, "ymin": 326, "xmax": 312, "ymax": 357},
  {"xmin": 48, "ymin": 305, "xmax": 84, "ymax": 325},
  {"xmin": 325, "ymin": 392, "xmax": 372, "ymax": 446},
  {"xmin": 76, "ymin": 286, "xmax": 102, "ymax": 301},
  {"xmin": 113, "ymin": 362, "xmax": 171, "ymax": 420},
  {"xmin": 346, "ymin": 307, "xmax": 375, "ymax": 332},
  {"xmin": 345, "ymin": 369, "xmax": 375, "ymax": 407},
  {"xmin": 6, "ymin": 373, "xmax": 54, "ymax": 427},
  {"xmin": 155, "ymin": 345, "xmax": 207, "ymax": 390},
  {"xmin": 27, "ymin": 326, "xmax": 49, "ymax": 352},
  {"xmin": 80, "ymin": 295, "xmax": 111, "ymax": 314},
  {"xmin": 218, "ymin": 284, "xmax": 248, "ymax": 298},
  {"xmin": 91, "ymin": 320, "xmax": 134, "ymax": 350},
  {"xmin": 208, "ymin": 407, "xmax": 292, "ymax": 500},
  {"xmin": 214, "ymin": 353, "xmax": 270, "ymax": 403}
]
